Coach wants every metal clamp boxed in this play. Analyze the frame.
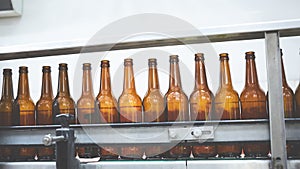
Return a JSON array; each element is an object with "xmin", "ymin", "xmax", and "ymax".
[{"xmin": 168, "ymin": 126, "xmax": 214, "ymax": 141}]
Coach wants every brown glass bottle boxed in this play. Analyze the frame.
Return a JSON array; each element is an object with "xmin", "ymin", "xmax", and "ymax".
[
  {"xmin": 143, "ymin": 58, "xmax": 166, "ymax": 158},
  {"xmin": 97, "ymin": 60, "xmax": 119, "ymax": 159},
  {"xmin": 280, "ymin": 50, "xmax": 295, "ymax": 118},
  {"xmin": 214, "ymin": 53, "xmax": 241, "ymax": 157},
  {"xmin": 165, "ymin": 55, "xmax": 190, "ymax": 158},
  {"xmin": 36, "ymin": 66, "xmax": 54, "ymax": 160},
  {"xmin": 77, "ymin": 63, "xmax": 99, "ymax": 158},
  {"xmin": 13, "ymin": 66, "xmax": 36, "ymax": 161},
  {"xmin": 118, "ymin": 58, "xmax": 143, "ymax": 159},
  {"xmin": 189, "ymin": 53, "xmax": 216, "ymax": 158},
  {"xmin": 240, "ymin": 52, "xmax": 269, "ymax": 157},
  {"xmin": 0, "ymin": 69, "xmax": 14, "ymax": 161},
  {"xmin": 53, "ymin": 63, "xmax": 76, "ymax": 124},
  {"xmin": 295, "ymin": 82, "xmax": 300, "ymax": 117},
  {"xmin": 275, "ymin": 50, "xmax": 296, "ymax": 157},
  {"xmin": 267, "ymin": 50, "xmax": 295, "ymax": 118}
]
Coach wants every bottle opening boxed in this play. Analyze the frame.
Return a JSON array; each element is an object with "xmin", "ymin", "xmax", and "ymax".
[
  {"xmin": 19, "ymin": 66, "xmax": 28, "ymax": 73},
  {"xmin": 124, "ymin": 58, "xmax": 133, "ymax": 66},
  {"xmin": 101, "ymin": 60, "xmax": 110, "ymax": 68},
  {"xmin": 3, "ymin": 68, "xmax": 12, "ymax": 75},
  {"xmin": 148, "ymin": 58, "xmax": 157, "ymax": 67},
  {"xmin": 245, "ymin": 51, "xmax": 255, "ymax": 59},
  {"xmin": 82, "ymin": 63, "xmax": 92, "ymax": 70},
  {"xmin": 195, "ymin": 53, "xmax": 205, "ymax": 61},
  {"xmin": 42, "ymin": 66, "xmax": 51, "ymax": 73},
  {"xmin": 169, "ymin": 55, "xmax": 179, "ymax": 63},
  {"xmin": 219, "ymin": 53, "xmax": 229, "ymax": 60},
  {"xmin": 59, "ymin": 63, "xmax": 68, "ymax": 70}
]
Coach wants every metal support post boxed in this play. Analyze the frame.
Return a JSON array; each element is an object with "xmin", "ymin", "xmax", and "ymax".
[{"xmin": 265, "ymin": 31, "xmax": 287, "ymax": 169}]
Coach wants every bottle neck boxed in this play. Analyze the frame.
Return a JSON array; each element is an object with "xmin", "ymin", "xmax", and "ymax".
[
  {"xmin": 169, "ymin": 62, "xmax": 182, "ymax": 89},
  {"xmin": 81, "ymin": 69, "xmax": 94, "ymax": 96},
  {"xmin": 148, "ymin": 66, "xmax": 160, "ymax": 89},
  {"xmin": 100, "ymin": 67, "xmax": 112, "ymax": 93},
  {"xmin": 281, "ymin": 56, "xmax": 288, "ymax": 87},
  {"xmin": 1, "ymin": 74, "xmax": 14, "ymax": 99},
  {"xmin": 219, "ymin": 59, "xmax": 233, "ymax": 88},
  {"xmin": 40, "ymin": 72, "xmax": 53, "ymax": 98},
  {"xmin": 123, "ymin": 65, "xmax": 136, "ymax": 93},
  {"xmin": 17, "ymin": 73, "xmax": 30, "ymax": 98},
  {"xmin": 57, "ymin": 70, "xmax": 71, "ymax": 96},
  {"xmin": 245, "ymin": 58, "xmax": 260, "ymax": 87},
  {"xmin": 194, "ymin": 60, "xmax": 208, "ymax": 90}
]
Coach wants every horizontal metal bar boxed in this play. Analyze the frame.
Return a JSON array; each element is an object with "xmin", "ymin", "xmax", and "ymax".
[
  {"xmin": 0, "ymin": 26, "xmax": 300, "ymax": 61},
  {"xmin": 0, "ymin": 120, "xmax": 299, "ymax": 145},
  {"xmin": 0, "ymin": 160, "xmax": 299, "ymax": 169}
]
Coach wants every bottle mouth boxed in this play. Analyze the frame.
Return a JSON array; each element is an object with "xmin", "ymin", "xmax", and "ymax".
[
  {"xmin": 42, "ymin": 66, "xmax": 51, "ymax": 73},
  {"xmin": 82, "ymin": 63, "xmax": 91, "ymax": 70},
  {"xmin": 19, "ymin": 66, "xmax": 28, "ymax": 73},
  {"xmin": 169, "ymin": 55, "xmax": 179, "ymax": 63},
  {"xmin": 195, "ymin": 53, "xmax": 205, "ymax": 61},
  {"xmin": 59, "ymin": 63, "xmax": 68, "ymax": 70},
  {"xmin": 3, "ymin": 68, "xmax": 12, "ymax": 75},
  {"xmin": 101, "ymin": 60, "xmax": 110, "ymax": 68},
  {"xmin": 148, "ymin": 58, "xmax": 157, "ymax": 67},
  {"xmin": 124, "ymin": 58, "xmax": 133, "ymax": 66},
  {"xmin": 219, "ymin": 53, "xmax": 229, "ymax": 60},
  {"xmin": 245, "ymin": 51, "xmax": 255, "ymax": 59}
]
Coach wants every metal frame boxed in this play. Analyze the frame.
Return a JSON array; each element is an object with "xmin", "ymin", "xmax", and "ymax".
[
  {"xmin": 265, "ymin": 31, "xmax": 288, "ymax": 169},
  {"xmin": 0, "ymin": 0, "xmax": 23, "ymax": 18}
]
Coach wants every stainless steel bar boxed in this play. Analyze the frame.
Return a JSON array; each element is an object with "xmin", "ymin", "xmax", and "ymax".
[
  {"xmin": 0, "ymin": 27, "xmax": 300, "ymax": 61},
  {"xmin": 0, "ymin": 120, "xmax": 279, "ymax": 145},
  {"xmin": 265, "ymin": 31, "xmax": 287, "ymax": 169}
]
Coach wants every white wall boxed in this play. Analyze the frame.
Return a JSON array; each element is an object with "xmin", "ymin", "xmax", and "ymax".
[{"xmin": 0, "ymin": 0, "xmax": 299, "ymax": 102}]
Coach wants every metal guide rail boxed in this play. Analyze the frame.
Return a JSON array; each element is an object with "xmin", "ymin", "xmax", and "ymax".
[
  {"xmin": 1, "ymin": 160, "xmax": 300, "ymax": 169},
  {"xmin": 0, "ymin": 119, "xmax": 299, "ymax": 145}
]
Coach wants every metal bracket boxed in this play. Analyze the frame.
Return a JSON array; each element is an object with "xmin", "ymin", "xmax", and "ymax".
[{"xmin": 168, "ymin": 126, "xmax": 214, "ymax": 141}]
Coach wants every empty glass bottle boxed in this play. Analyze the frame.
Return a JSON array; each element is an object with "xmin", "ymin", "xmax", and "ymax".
[
  {"xmin": 36, "ymin": 66, "xmax": 54, "ymax": 160},
  {"xmin": 214, "ymin": 53, "xmax": 241, "ymax": 157},
  {"xmin": 240, "ymin": 52, "xmax": 269, "ymax": 157},
  {"xmin": 77, "ymin": 63, "xmax": 99, "ymax": 158},
  {"xmin": 189, "ymin": 53, "xmax": 216, "ymax": 158},
  {"xmin": 143, "ymin": 58, "xmax": 166, "ymax": 158},
  {"xmin": 13, "ymin": 66, "xmax": 36, "ymax": 161},
  {"xmin": 53, "ymin": 63, "xmax": 76, "ymax": 124},
  {"xmin": 0, "ymin": 69, "xmax": 14, "ymax": 161},
  {"xmin": 165, "ymin": 55, "xmax": 190, "ymax": 158},
  {"xmin": 118, "ymin": 58, "xmax": 143, "ymax": 159},
  {"xmin": 295, "ymin": 82, "xmax": 300, "ymax": 117},
  {"xmin": 97, "ymin": 60, "xmax": 119, "ymax": 159}
]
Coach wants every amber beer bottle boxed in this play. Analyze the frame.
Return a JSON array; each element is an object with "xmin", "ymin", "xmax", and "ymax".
[
  {"xmin": 13, "ymin": 66, "xmax": 36, "ymax": 160},
  {"xmin": 165, "ymin": 55, "xmax": 190, "ymax": 158},
  {"xmin": 189, "ymin": 53, "xmax": 216, "ymax": 158},
  {"xmin": 214, "ymin": 53, "xmax": 241, "ymax": 157},
  {"xmin": 143, "ymin": 58, "xmax": 166, "ymax": 158},
  {"xmin": 240, "ymin": 52, "xmax": 269, "ymax": 157},
  {"xmin": 118, "ymin": 58, "xmax": 143, "ymax": 159},
  {"xmin": 280, "ymin": 50, "xmax": 294, "ymax": 118},
  {"xmin": 77, "ymin": 63, "xmax": 99, "ymax": 158},
  {"xmin": 294, "ymin": 82, "xmax": 300, "ymax": 157},
  {"xmin": 36, "ymin": 66, "xmax": 54, "ymax": 160},
  {"xmin": 296, "ymin": 82, "xmax": 300, "ymax": 117},
  {"xmin": 0, "ymin": 69, "xmax": 14, "ymax": 161},
  {"xmin": 97, "ymin": 60, "xmax": 119, "ymax": 159},
  {"xmin": 53, "ymin": 63, "xmax": 76, "ymax": 124},
  {"xmin": 273, "ymin": 50, "xmax": 295, "ymax": 157}
]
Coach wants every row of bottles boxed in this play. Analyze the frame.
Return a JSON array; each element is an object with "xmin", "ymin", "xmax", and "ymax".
[{"xmin": 0, "ymin": 50, "xmax": 300, "ymax": 161}]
